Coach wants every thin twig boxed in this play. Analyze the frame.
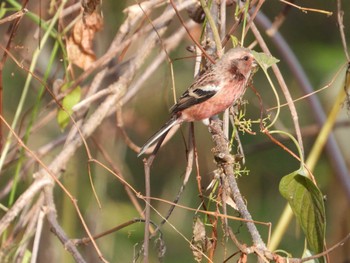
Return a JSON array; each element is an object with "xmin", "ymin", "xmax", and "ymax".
[
  {"xmin": 249, "ymin": 21, "xmax": 304, "ymax": 157},
  {"xmin": 279, "ymin": 0, "xmax": 332, "ymax": 16},
  {"xmin": 0, "ymin": 0, "xmax": 29, "ymax": 153},
  {"xmin": 265, "ymin": 0, "xmax": 293, "ymax": 36},
  {"xmin": 31, "ymin": 206, "xmax": 47, "ymax": 263},
  {"xmin": 73, "ymin": 218, "xmax": 164, "ymax": 247},
  {"xmin": 14, "ymin": 195, "xmax": 43, "ymax": 262},
  {"xmin": 170, "ymin": 0, "xmax": 215, "ymax": 63},
  {"xmin": 337, "ymin": 0, "xmax": 350, "ymax": 62},
  {"xmin": 243, "ymin": 0, "xmax": 264, "ymax": 38},
  {"xmin": 44, "ymin": 186, "xmax": 87, "ymax": 263},
  {"xmin": 150, "ymin": 123, "xmax": 195, "ymax": 237},
  {"xmin": 0, "ymin": 9, "xmax": 28, "ymax": 25},
  {"xmin": 122, "ymin": 20, "xmax": 195, "ymax": 105},
  {"xmin": 143, "ymin": 156, "xmax": 153, "ymax": 263}
]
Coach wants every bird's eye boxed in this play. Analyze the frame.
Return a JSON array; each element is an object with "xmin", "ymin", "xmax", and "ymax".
[{"xmin": 242, "ymin": 55, "xmax": 249, "ymax": 61}]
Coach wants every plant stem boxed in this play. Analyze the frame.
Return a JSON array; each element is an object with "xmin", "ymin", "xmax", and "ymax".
[{"xmin": 199, "ymin": 0, "xmax": 223, "ymax": 55}]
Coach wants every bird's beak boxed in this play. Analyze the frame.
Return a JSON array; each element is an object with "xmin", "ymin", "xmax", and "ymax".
[
  {"xmin": 251, "ymin": 59, "xmax": 259, "ymax": 74},
  {"xmin": 252, "ymin": 59, "xmax": 258, "ymax": 68}
]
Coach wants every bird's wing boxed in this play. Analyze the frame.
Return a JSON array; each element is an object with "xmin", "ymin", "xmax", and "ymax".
[{"xmin": 170, "ymin": 70, "xmax": 220, "ymax": 114}]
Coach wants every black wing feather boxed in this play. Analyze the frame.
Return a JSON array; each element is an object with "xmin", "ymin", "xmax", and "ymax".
[{"xmin": 170, "ymin": 70, "xmax": 219, "ymax": 114}]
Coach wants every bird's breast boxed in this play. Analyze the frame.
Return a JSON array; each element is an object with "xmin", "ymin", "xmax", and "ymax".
[{"xmin": 179, "ymin": 80, "xmax": 246, "ymax": 122}]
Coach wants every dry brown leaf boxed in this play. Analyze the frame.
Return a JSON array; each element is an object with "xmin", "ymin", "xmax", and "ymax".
[
  {"xmin": 191, "ymin": 217, "xmax": 213, "ymax": 262},
  {"xmin": 66, "ymin": 12, "xmax": 103, "ymax": 70},
  {"xmin": 82, "ymin": 0, "xmax": 101, "ymax": 15},
  {"xmin": 223, "ymin": 194, "xmax": 238, "ymax": 210}
]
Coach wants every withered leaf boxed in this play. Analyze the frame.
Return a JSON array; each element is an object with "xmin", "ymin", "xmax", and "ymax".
[
  {"xmin": 191, "ymin": 217, "xmax": 213, "ymax": 262},
  {"xmin": 66, "ymin": 12, "xmax": 103, "ymax": 70}
]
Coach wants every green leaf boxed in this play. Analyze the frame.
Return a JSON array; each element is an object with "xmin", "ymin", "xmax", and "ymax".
[
  {"xmin": 0, "ymin": 3, "xmax": 7, "ymax": 19},
  {"xmin": 252, "ymin": 50, "xmax": 279, "ymax": 71},
  {"xmin": 302, "ymin": 248, "xmax": 318, "ymax": 263},
  {"xmin": 57, "ymin": 84, "xmax": 81, "ymax": 130},
  {"xmin": 279, "ymin": 169, "xmax": 326, "ymax": 262},
  {"xmin": 230, "ymin": 35, "xmax": 239, "ymax": 48},
  {"xmin": 22, "ymin": 249, "xmax": 32, "ymax": 263}
]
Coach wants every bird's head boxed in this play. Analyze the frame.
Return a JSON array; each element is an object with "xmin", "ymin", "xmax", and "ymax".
[{"xmin": 215, "ymin": 47, "xmax": 257, "ymax": 78}]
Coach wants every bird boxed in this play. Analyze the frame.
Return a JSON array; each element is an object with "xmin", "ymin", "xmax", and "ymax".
[{"xmin": 138, "ymin": 47, "xmax": 256, "ymax": 157}]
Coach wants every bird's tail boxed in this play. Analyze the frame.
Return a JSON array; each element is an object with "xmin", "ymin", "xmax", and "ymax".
[{"xmin": 138, "ymin": 116, "xmax": 180, "ymax": 157}]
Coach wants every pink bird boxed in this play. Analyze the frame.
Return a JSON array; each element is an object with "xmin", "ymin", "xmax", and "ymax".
[{"xmin": 138, "ymin": 47, "xmax": 256, "ymax": 156}]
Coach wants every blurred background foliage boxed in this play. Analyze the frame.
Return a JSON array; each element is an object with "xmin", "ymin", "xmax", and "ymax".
[{"xmin": 0, "ymin": 0, "xmax": 350, "ymax": 262}]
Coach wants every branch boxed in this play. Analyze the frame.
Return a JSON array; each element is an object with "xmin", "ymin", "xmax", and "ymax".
[
  {"xmin": 44, "ymin": 186, "xmax": 86, "ymax": 263},
  {"xmin": 208, "ymin": 119, "xmax": 267, "ymax": 250}
]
